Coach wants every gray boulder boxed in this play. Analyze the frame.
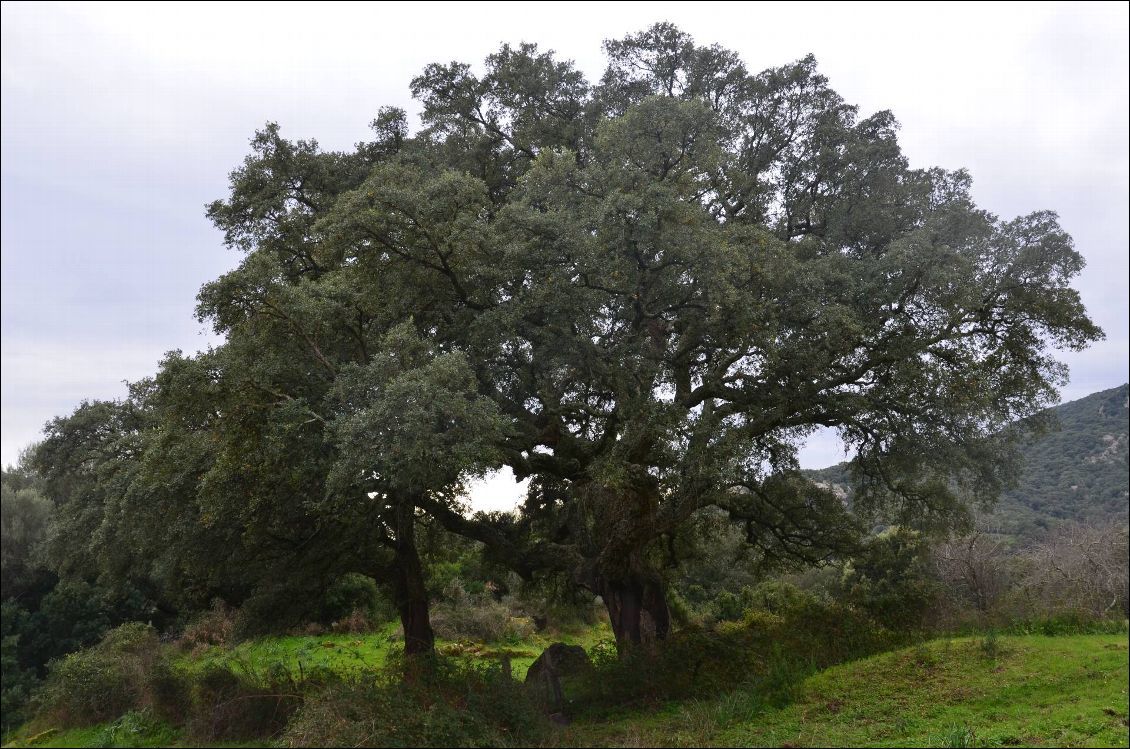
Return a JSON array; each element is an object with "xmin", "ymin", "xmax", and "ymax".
[{"xmin": 524, "ymin": 643, "xmax": 592, "ymax": 712}]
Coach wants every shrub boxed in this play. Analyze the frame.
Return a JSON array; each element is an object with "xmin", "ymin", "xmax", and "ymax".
[
  {"xmin": 758, "ymin": 646, "xmax": 810, "ymax": 707},
  {"xmin": 30, "ymin": 621, "xmax": 343, "ymax": 742},
  {"xmin": 178, "ymin": 599, "xmax": 235, "ymax": 651},
  {"xmin": 839, "ymin": 527, "xmax": 937, "ymax": 632},
  {"xmin": 430, "ymin": 581, "xmax": 534, "ymax": 643},
  {"xmin": 184, "ymin": 661, "xmax": 306, "ymax": 742},
  {"xmin": 282, "ymin": 656, "xmax": 545, "ymax": 747},
  {"xmin": 145, "ymin": 657, "xmax": 190, "ymax": 724},
  {"xmin": 572, "ymin": 626, "xmax": 817, "ymax": 714},
  {"xmin": 232, "ymin": 586, "xmax": 309, "ymax": 639},
  {"xmin": 747, "ymin": 579, "xmax": 825, "ymax": 616},
  {"xmin": 573, "ymin": 588, "xmax": 909, "ymax": 716},
  {"xmin": 329, "ymin": 609, "xmax": 373, "ymax": 634},
  {"xmin": 34, "ymin": 623, "xmax": 165, "ymax": 726},
  {"xmin": 739, "ymin": 580, "xmax": 904, "ymax": 667},
  {"xmin": 1001, "ymin": 612, "xmax": 1129, "ymax": 637},
  {"xmin": 712, "ymin": 590, "xmax": 746, "ymax": 622},
  {"xmin": 323, "ymin": 573, "xmax": 395, "ymax": 626},
  {"xmin": 573, "ymin": 626, "xmax": 761, "ymax": 712}
]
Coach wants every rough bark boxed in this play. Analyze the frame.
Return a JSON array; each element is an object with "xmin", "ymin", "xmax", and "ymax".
[
  {"xmin": 596, "ymin": 573, "xmax": 671, "ymax": 649},
  {"xmin": 392, "ymin": 501, "xmax": 434, "ymax": 656}
]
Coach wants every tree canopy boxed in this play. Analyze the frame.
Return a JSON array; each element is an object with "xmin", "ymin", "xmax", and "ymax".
[{"xmin": 33, "ymin": 23, "xmax": 1101, "ymax": 652}]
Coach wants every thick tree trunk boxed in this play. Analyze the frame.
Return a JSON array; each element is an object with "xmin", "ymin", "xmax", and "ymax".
[
  {"xmin": 392, "ymin": 502, "xmax": 434, "ymax": 657},
  {"xmin": 597, "ymin": 573, "xmax": 671, "ymax": 650},
  {"xmin": 397, "ymin": 592, "xmax": 434, "ymax": 656}
]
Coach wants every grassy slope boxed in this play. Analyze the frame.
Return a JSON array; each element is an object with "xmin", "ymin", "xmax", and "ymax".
[
  {"xmin": 8, "ymin": 632, "xmax": 1127, "ymax": 748},
  {"xmin": 562, "ymin": 634, "xmax": 1130, "ymax": 748}
]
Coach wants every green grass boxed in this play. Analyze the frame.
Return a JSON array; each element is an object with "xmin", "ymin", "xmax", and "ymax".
[
  {"xmin": 4, "ymin": 711, "xmax": 184, "ymax": 748},
  {"xmin": 180, "ymin": 620, "xmax": 611, "ymax": 683},
  {"xmin": 4, "ymin": 720, "xmax": 257, "ymax": 749},
  {"xmin": 562, "ymin": 634, "xmax": 1130, "ymax": 747},
  {"xmin": 5, "ymin": 726, "xmax": 254, "ymax": 749},
  {"xmin": 181, "ymin": 622, "xmax": 402, "ymax": 680}
]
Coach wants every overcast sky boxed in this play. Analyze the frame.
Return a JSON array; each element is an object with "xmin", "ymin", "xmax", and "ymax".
[{"xmin": 2, "ymin": 1, "xmax": 1127, "ymax": 510}]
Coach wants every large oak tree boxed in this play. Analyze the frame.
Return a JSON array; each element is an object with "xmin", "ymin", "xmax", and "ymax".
[
  {"xmin": 34, "ymin": 24, "xmax": 1101, "ymax": 654},
  {"xmin": 336, "ymin": 25, "xmax": 1098, "ymax": 645}
]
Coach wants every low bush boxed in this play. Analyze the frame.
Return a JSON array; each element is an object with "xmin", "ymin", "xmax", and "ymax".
[
  {"xmin": 282, "ymin": 655, "xmax": 545, "ymax": 747},
  {"xmin": 430, "ymin": 581, "xmax": 534, "ymax": 643},
  {"xmin": 531, "ymin": 596, "xmax": 606, "ymax": 634},
  {"xmin": 711, "ymin": 589, "xmax": 750, "ymax": 623},
  {"xmin": 329, "ymin": 609, "xmax": 374, "ymax": 634},
  {"xmin": 936, "ymin": 723, "xmax": 978, "ymax": 748},
  {"xmin": 573, "ymin": 627, "xmax": 759, "ymax": 712},
  {"xmin": 745, "ymin": 579, "xmax": 824, "ymax": 616},
  {"xmin": 177, "ymin": 599, "xmax": 235, "ymax": 652},
  {"xmin": 572, "ymin": 590, "xmax": 910, "ymax": 717},
  {"xmin": 184, "ymin": 661, "xmax": 308, "ymax": 742},
  {"xmin": 144, "ymin": 657, "xmax": 190, "ymax": 724},
  {"xmin": 977, "ymin": 631, "xmax": 1003, "ymax": 659},
  {"xmin": 771, "ymin": 598, "xmax": 905, "ymax": 666},
  {"xmin": 34, "ymin": 623, "xmax": 169, "ymax": 727},
  {"xmin": 323, "ymin": 573, "xmax": 396, "ymax": 627},
  {"xmin": 31, "ymin": 621, "xmax": 325, "ymax": 741}
]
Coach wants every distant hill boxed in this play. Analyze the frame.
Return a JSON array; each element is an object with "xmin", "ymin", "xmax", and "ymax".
[{"xmin": 806, "ymin": 384, "xmax": 1129, "ymax": 540}]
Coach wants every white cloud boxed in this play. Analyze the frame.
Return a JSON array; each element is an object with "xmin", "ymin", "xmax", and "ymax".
[{"xmin": 465, "ymin": 467, "xmax": 529, "ymax": 514}]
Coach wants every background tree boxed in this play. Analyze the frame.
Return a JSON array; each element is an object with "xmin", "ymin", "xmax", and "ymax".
[
  {"xmin": 1021, "ymin": 521, "xmax": 1129, "ymax": 617},
  {"xmin": 326, "ymin": 322, "xmax": 508, "ymax": 652},
  {"xmin": 933, "ymin": 528, "xmax": 1015, "ymax": 618},
  {"xmin": 1, "ymin": 456, "xmax": 52, "ymax": 604},
  {"xmin": 140, "ymin": 112, "xmax": 505, "ymax": 653}
]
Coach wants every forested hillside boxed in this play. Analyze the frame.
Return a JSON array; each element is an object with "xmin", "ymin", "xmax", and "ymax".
[{"xmin": 808, "ymin": 384, "xmax": 1130, "ymax": 539}]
